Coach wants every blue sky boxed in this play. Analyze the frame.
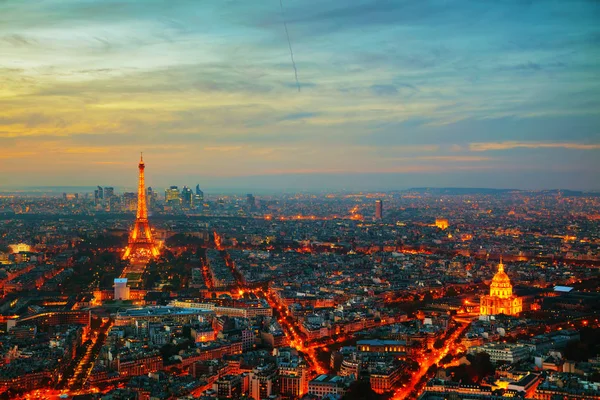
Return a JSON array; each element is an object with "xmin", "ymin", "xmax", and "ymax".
[{"xmin": 0, "ymin": 0, "xmax": 599, "ymax": 190}]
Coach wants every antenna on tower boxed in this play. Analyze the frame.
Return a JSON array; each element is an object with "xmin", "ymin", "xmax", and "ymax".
[{"xmin": 140, "ymin": 152, "xmax": 143, "ymax": 162}]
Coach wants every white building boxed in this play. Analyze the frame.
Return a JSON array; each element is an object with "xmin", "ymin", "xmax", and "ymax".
[
  {"xmin": 470, "ymin": 343, "xmax": 531, "ymax": 364},
  {"xmin": 114, "ymin": 278, "xmax": 130, "ymax": 300}
]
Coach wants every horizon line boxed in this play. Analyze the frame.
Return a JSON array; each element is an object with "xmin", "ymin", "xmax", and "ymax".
[{"xmin": 1, "ymin": 186, "xmax": 599, "ymax": 194}]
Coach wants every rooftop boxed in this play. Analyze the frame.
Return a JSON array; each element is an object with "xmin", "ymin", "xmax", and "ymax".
[{"xmin": 117, "ymin": 306, "xmax": 212, "ymax": 317}]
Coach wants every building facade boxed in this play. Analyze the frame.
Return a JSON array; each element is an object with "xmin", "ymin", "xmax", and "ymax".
[
  {"xmin": 470, "ymin": 343, "xmax": 531, "ymax": 364},
  {"xmin": 480, "ymin": 261, "xmax": 522, "ymax": 316},
  {"xmin": 249, "ymin": 365, "xmax": 278, "ymax": 400}
]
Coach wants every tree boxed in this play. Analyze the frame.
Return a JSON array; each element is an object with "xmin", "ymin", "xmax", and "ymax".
[
  {"xmin": 407, "ymin": 360, "xmax": 420, "ymax": 371},
  {"xmin": 171, "ymin": 275, "xmax": 182, "ymax": 289},
  {"xmin": 182, "ymin": 325, "xmax": 192, "ymax": 340},
  {"xmin": 161, "ymin": 284, "xmax": 175, "ymax": 292},
  {"xmin": 448, "ymin": 365, "xmax": 471, "ymax": 384},
  {"xmin": 160, "ymin": 343, "xmax": 177, "ymax": 361},
  {"xmin": 564, "ymin": 327, "xmax": 600, "ymax": 362},
  {"xmin": 342, "ymin": 380, "xmax": 384, "ymax": 400},
  {"xmin": 440, "ymin": 354, "xmax": 453, "ymax": 365},
  {"xmin": 468, "ymin": 352, "xmax": 495, "ymax": 383}
]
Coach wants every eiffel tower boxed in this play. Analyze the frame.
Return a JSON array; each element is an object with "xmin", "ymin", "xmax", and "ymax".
[{"xmin": 123, "ymin": 154, "xmax": 160, "ymax": 259}]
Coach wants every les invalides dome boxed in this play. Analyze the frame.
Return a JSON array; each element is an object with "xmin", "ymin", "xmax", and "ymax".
[{"xmin": 480, "ymin": 260, "xmax": 522, "ymax": 316}]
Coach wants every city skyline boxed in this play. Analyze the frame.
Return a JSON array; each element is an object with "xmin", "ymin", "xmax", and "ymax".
[
  {"xmin": 1, "ymin": 0, "xmax": 599, "ymax": 189},
  {"xmin": 1, "ymin": 180, "xmax": 599, "ymax": 399},
  {"xmin": 1, "ymin": 3, "xmax": 600, "ymax": 398}
]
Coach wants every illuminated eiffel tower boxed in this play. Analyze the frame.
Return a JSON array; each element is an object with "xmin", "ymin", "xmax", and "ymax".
[{"xmin": 123, "ymin": 154, "xmax": 160, "ymax": 259}]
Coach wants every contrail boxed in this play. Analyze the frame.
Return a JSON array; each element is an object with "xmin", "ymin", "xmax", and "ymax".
[{"xmin": 279, "ymin": 0, "xmax": 300, "ymax": 92}]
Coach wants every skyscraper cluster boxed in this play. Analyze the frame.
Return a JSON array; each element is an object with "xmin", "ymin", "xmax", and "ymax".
[
  {"xmin": 94, "ymin": 186, "xmax": 115, "ymax": 208},
  {"xmin": 164, "ymin": 184, "xmax": 205, "ymax": 210},
  {"xmin": 90, "ymin": 183, "xmax": 204, "ymax": 213}
]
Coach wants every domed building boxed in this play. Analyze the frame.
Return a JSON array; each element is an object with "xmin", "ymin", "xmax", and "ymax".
[{"xmin": 480, "ymin": 260, "xmax": 522, "ymax": 316}]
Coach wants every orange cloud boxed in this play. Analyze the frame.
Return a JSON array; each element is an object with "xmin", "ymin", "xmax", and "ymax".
[
  {"xmin": 203, "ymin": 146, "xmax": 243, "ymax": 152},
  {"xmin": 93, "ymin": 161, "xmax": 128, "ymax": 165},
  {"xmin": 255, "ymin": 164, "xmax": 493, "ymax": 176},
  {"xmin": 0, "ymin": 151, "xmax": 37, "ymax": 159},
  {"xmin": 65, "ymin": 147, "xmax": 110, "ymax": 154}
]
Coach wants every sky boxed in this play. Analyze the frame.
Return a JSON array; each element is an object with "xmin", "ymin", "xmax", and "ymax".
[{"xmin": 0, "ymin": 0, "xmax": 599, "ymax": 191}]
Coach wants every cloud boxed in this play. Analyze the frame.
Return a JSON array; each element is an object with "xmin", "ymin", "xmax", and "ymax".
[
  {"xmin": 64, "ymin": 147, "xmax": 111, "ymax": 154},
  {"xmin": 0, "ymin": 151, "xmax": 36, "ymax": 159},
  {"xmin": 371, "ymin": 84, "xmax": 398, "ymax": 96},
  {"xmin": 391, "ymin": 145, "xmax": 440, "ymax": 153},
  {"xmin": 409, "ymin": 156, "xmax": 492, "ymax": 162},
  {"xmin": 203, "ymin": 146, "xmax": 243, "ymax": 152},
  {"xmin": 0, "ymin": 0, "xmax": 599, "ymax": 189},
  {"xmin": 469, "ymin": 141, "xmax": 600, "ymax": 151},
  {"xmin": 93, "ymin": 161, "xmax": 127, "ymax": 165},
  {"xmin": 502, "ymin": 61, "xmax": 542, "ymax": 71},
  {"xmin": 498, "ymin": 61, "xmax": 568, "ymax": 75},
  {"xmin": 1, "ymin": 34, "xmax": 37, "ymax": 47},
  {"xmin": 283, "ymin": 82, "xmax": 317, "ymax": 90},
  {"xmin": 256, "ymin": 164, "xmax": 493, "ymax": 176},
  {"xmin": 280, "ymin": 112, "xmax": 319, "ymax": 121}
]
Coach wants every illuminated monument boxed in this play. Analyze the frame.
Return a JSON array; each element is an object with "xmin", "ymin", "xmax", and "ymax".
[
  {"xmin": 122, "ymin": 154, "xmax": 160, "ymax": 259},
  {"xmin": 480, "ymin": 260, "xmax": 522, "ymax": 316}
]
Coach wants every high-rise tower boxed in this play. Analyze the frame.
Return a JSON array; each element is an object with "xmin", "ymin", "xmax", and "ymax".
[
  {"xmin": 181, "ymin": 186, "xmax": 194, "ymax": 210},
  {"xmin": 123, "ymin": 154, "xmax": 159, "ymax": 259},
  {"xmin": 375, "ymin": 200, "xmax": 383, "ymax": 220},
  {"xmin": 195, "ymin": 184, "xmax": 204, "ymax": 199}
]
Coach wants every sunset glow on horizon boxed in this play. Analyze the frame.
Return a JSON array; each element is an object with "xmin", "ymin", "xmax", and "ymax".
[{"xmin": 1, "ymin": 0, "xmax": 599, "ymax": 190}]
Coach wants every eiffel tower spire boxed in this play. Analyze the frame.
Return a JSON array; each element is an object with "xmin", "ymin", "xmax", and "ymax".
[{"xmin": 123, "ymin": 154, "xmax": 159, "ymax": 259}]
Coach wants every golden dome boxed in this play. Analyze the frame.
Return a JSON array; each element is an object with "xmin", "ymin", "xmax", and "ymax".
[
  {"xmin": 489, "ymin": 260, "xmax": 513, "ymax": 298},
  {"xmin": 480, "ymin": 258, "xmax": 523, "ymax": 316},
  {"xmin": 492, "ymin": 262, "xmax": 510, "ymax": 283}
]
